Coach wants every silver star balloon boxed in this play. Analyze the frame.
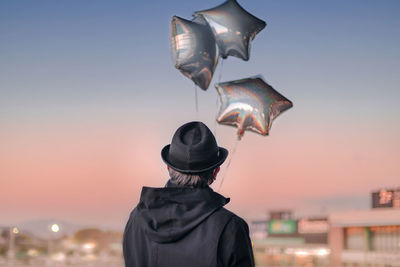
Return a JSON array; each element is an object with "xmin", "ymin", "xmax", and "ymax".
[
  {"xmin": 170, "ymin": 15, "xmax": 219, "ymax": 90},
  {"xmin": 193, "ymin": 0, "xmax": 266, "ymax": 61},
  {"xmin": 216, "ymin": 77, "xmax": 293, "ymax": 139}
]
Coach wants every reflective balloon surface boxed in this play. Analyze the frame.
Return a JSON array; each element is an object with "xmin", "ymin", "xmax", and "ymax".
[
  {"xmin": 216, "ymin": 77, "xmax": 293, "ymax": 139},
  {"xmin": 194, "ymin": 0, "xmax": 266, "ymax": 61},
  {"xmin": 170, "ymin": 16, "xmax": 218, "ymax": 90}
]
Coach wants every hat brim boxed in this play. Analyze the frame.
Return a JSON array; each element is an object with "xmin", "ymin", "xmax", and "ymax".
[{"xmin": 161, "ymin": 144, "xmax": 229, "ymax": 174}]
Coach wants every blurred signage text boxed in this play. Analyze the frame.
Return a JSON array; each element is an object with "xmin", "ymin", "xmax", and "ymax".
[
  {"xmin": 298, "ymin": 219, "xmax": 329, "ymax": 234},
  {"xmin": 268, "ymin": 220, "xmax": 296, "ymax": 234},
  {"xmin": 372, "ymin": 188, "xmax": 400, "ymax": 209}
]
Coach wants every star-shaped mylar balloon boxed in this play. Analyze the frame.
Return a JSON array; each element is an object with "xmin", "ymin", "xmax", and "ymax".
[
  {"xmin": 193, "ymin": 0, "xmax": 266, "ymax": 61},
  {"xmin": 216, "ymin": 77, "xmax": 293, "ymax": 139},
  {"xmin": 170, "ymin": 16, "xmax": 218, "ymax": 90}
]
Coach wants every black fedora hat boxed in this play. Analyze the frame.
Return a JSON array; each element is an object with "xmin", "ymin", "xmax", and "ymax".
[{"xmin": 161, "ymin": 121, "xmax": 228, "ymax": 173}]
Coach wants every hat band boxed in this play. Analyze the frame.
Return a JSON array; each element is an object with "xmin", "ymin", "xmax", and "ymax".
[{"xmin": 169, "ymin": 149, "xmax": 219, "ymax": 171}]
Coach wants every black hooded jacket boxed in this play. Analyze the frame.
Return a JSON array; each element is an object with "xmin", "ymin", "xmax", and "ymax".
[{"xmin": 123, "ymin": 180, "xmax": 254, "ymax": 267}]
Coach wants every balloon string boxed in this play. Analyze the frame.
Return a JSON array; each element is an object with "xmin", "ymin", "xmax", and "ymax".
[
  {"xmin": 214, "ymin": 99, "xmax": 218, "ymax": 137},
  {"xmin": 214, "ymin": 58, "xmax": 224, "ymax": 136},
  {"xmin": 218, "ymin": 58, "xmax": 224, "ymax": 83},
  {"xmin": 217, "ymin": 138, "xmax": 239, "ymax": 192},
  {"xmin": 194, "ymin": 84, "xmax": 199, "ymax": 116},
  {"xmin": 214, "ymin": 95, "xmax": 220, "ymax": 137}
]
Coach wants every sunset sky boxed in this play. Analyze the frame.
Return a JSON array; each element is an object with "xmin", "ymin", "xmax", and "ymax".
[{"xmin": 1, "ymin": 0, "xmax": 400, "ymax": 230}]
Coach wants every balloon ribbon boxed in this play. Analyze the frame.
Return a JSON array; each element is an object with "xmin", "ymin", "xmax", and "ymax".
[{"xmin": 217, "ymin": 138, "xmax": 239, "ymax": 192}]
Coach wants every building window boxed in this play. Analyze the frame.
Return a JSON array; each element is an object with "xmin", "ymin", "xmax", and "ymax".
[
  {"xmin": 345, "ymin": 227, "xmax": 365, "ymax": 250},
  {"xmin": 370, "ymin": 226, "xmax": 400, "ymax": 252}
]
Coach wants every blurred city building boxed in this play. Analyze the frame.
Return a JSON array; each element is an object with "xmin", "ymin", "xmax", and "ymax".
[
  {"xmin": 0, "ymin": 226, "xmax": 123, "ymax": 266},
  {"xmin": 250, "ymin": 187, "xmax": 400, "ymax": 267},
  {"xmin": 329, "ymin": 187, "xmax": 400, "ymax": 267},
  {"xmin": 251, "ymin": 211, "xmax": 330, "ymax": 267}
]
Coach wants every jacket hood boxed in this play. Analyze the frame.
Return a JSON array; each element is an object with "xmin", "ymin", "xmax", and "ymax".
[{"xmin": 135, "ymin": 180, "xmax": 230, "ymax": 243}]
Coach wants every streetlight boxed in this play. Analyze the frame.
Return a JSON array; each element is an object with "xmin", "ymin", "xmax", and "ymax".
[
  {"xmin": 51, "ymin": 224, "xmax": 60, "ymax": 233},
  {"xmin": 47, "ymin": 223, "xmax": 61, "ymax": 266},
  {"xmin": 8, "ymin": 227, "xmax": 19, "ymax": 264}
]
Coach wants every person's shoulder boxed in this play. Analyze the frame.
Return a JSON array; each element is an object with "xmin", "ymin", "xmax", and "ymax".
[
  {"xmin": 217, "ymin": 208, "xmax": 249, "ymax": 229},
  {"xmin": 125, "ymin": 207, "xmax": 138, "ymax": 223}
]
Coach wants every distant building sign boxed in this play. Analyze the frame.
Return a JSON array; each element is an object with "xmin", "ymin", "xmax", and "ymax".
[
  {"xmin": 372, "ymin": 188, "xmax": 400, "ymax": 209},
  {"xmin": 298, "ymin": 219, "xmax": 329, "ymax": 234},
  {"xmin": 268, "ymin": 220, "xmax": 296, "ymax": 234}
]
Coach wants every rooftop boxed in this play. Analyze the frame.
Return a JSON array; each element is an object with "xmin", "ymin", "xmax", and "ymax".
[{"xmin": 329, "ymin": 208, "xmax": 400, "ymax": 227}]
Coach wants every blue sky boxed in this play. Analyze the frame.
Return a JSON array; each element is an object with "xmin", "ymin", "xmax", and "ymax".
[{"xmin": 2, "ymin": 0, "xmax": 399, "ymax": 123}]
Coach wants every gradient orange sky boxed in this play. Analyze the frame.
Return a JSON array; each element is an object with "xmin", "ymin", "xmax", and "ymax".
[
  {"xmin": 1, "ymin": 115, "xmax": 399, "ymax": 228},
  {"xmin": 1, "ymin": 0, "xmax": 399, "ymax": 229}
]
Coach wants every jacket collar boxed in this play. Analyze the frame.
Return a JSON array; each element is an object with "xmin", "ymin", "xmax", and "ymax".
[{"xmin": 165, "ymin": 179, "xmax": 210, "ymax": 189}]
